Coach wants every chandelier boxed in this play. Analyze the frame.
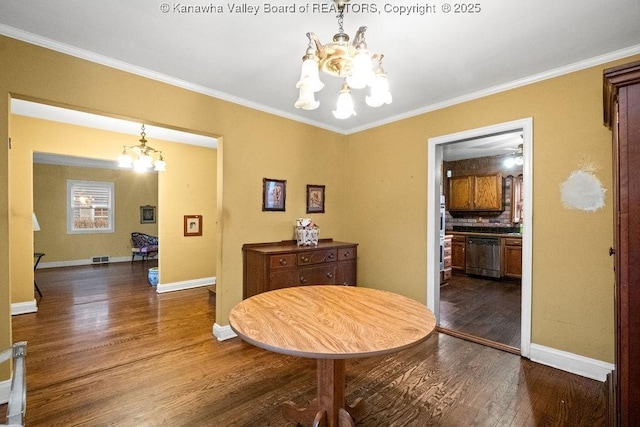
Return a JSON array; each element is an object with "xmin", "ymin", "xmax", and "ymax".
[
  {"xmin": 295, "ymin": 0, "xmax": 392, "ymax": 119},
  {"xmin": 503, "ymin": 143, "xmax": 524, "ymax": 168},
  {"xmin": 118, "ymin": 125, "xmax": 166, "ymax": 172}
]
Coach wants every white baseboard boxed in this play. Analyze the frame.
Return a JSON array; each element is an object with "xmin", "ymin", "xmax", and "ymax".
[
  {"xmin": 155, "ymin": 276, "xmax": 216, "ymax": 293},
  {"xmin": 11, "ymin": 300, "xmax": 38, "ymax": 315},
  {"xmin": 37, "ymin": 256, "xmax": 137, "ymax": 269},
  {"xmin": 529, "ymin": 343, "xmax": 614, "ymax": 382},
  {"xmin": 213, "ymin": 323, "xmax": 237, "ymax": 341},
  {"xmin": 0, "ymin": 378, "xmax": 10, "ymax": 404}
]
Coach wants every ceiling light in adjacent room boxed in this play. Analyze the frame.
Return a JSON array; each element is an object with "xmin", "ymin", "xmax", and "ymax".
[{"xmin": 118, "ymin": 125, "xmax": 166, "ymax": 172}]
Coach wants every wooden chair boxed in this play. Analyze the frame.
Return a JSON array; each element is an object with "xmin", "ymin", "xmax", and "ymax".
[
  {"xmin": 0, "ymin": 341, "xmax": 27, "ymax": 426},
  {"xmin": 130, "ymin": 232, "xmax": 159, "ymax": 262}
]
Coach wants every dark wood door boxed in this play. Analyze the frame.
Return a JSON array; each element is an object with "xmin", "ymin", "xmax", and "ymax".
[{"xmin": 604, "ymin": 60, "xmax": 640, "ymax": 426}]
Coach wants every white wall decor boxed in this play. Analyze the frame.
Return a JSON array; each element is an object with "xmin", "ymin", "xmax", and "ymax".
[{"xmin": 560, "ymin": 170, "xmax": 606, "ymax": 211}]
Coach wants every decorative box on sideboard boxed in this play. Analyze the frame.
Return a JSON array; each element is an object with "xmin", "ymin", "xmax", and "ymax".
[{"xmin": 242, "ymin": 239, "xmax": 358, "ymax": 299}]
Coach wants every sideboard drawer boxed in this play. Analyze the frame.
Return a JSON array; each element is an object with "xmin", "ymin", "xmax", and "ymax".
[
  {"xmin": 338, "ymin": 247, "xmax": 356, "ymax": 260},
  {"xmin": 298, "ymin": 249, "xmax": 337, "ymax": 266},
  {"xmin": 269, "ymin": 254, "xmax": 297, "ymax": 269},
  {"xmin": 269, "ymin": 270, "xmax": 297, "ymax": 290},
  {"xmin": 298, "ymin": 265, "xmax": 337, "ymax": 285}
]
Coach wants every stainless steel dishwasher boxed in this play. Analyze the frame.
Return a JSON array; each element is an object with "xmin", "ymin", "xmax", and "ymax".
[{"xmin": 465, "ymin": 236, "xmax": 501, "ymax": 278}]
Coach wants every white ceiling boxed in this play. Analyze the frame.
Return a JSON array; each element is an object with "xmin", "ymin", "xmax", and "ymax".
[
  {"xmin": 14, "ymin": 98, "xmax": 218, "ymax": 169},
  {"xmin": 12, "ymin": 99, "xmax": 218, "ymax": 148},
  {"xmin": 0, "ymin": 0, "xmax": 640, "ymax": 166},
  {"xmin": 1, "ymin": 0, "xmax": 639, "ymax": 138}
]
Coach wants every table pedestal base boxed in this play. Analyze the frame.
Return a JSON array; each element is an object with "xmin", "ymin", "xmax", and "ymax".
[{"xmin": 282, "ymin": 359, "xmax": 365, "ymax": 427}]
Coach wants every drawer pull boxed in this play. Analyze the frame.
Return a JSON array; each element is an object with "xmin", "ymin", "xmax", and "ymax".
[
  {"xmin": 301, "ymin": 256, "xmax": 309, "ymax": 262},
  {"xmin": 343, "ymin": 251, "xmax": 350, "ymax": 257},
  {"xmin": 299, "ymin": 277, "xmax": 307, "ymax": 284},
  {"xmin": 279, "ymin": 258, "xmax": 288, "ymax": 266},
  {"xmin": 326, "ymin": 272, "xmax": 333, "ymax": 279},
  {"xmin": 328, "ymin": 253, "xmax": 335, "ymax": 259}
]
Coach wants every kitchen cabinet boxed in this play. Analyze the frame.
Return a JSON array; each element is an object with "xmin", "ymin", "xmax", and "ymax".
[
  {"xmin": 441, "ymin": 235, "xmax": 452, "ymax": 284},
  {"xmin": 448, "ymin": 173, "xmax": 503, "ymax": 211},
  {"xmin": 502, "ymin": 238, "xmax": 522, "ymax": 279},
  {"xmin": 604, "ymin": 60, "xmax": 640, "ymax": 426},
  {"xmin": 242, "ymin": 239, "xmax": 357, "ymax": 298},
  {"xmin": 451, "ymin": 234, "xmax": 466, "ymax": 273}
]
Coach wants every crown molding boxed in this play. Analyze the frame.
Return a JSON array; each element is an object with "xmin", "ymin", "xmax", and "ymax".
[{"xmin": 2, "ymin": 24, "xmax": 639, "ymax": 136}]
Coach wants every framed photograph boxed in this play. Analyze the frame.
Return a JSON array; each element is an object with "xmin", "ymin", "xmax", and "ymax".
[
  {"xmin": 184, "ymin": 215, "xmax": 202, "ymax": 236},
  {"xmin": 140, "ymin": 205, "xmax": 156, "ymax": 224},
  {"xmin": 306, "ymin": 184, "xmax": 325, "ymax": 213},
  {"xmin": 262, "ymin": 178, "xmax": 286, "ymax": 211}
]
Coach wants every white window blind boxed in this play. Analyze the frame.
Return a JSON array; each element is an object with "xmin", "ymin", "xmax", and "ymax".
[{"xmin": 67, "ymin": 180, "xmax": 115, "ymax": 233}]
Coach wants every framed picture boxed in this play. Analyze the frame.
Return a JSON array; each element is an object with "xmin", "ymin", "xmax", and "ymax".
[
  {"xmin": 184, "ymin": 215, "xmax": 202, "ymax": 236},
  {"xmin": 306, "ymin": 184, "xmax": 325, "ymax": 213},
  {"xmin": 140, "ymin": 205, "xmax": 156, "ymax": 224},
  {"xmin": 262, "ymin": 178, "xmax": 286, "ymax": 211}
]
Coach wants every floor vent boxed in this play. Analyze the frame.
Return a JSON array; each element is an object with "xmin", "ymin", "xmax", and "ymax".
[{"xmin": 91, "ymin": 256, "xmax": 110, "ymax": 264}]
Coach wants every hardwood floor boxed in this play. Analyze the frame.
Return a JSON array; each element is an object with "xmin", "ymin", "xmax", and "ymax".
[
  {"xmin": 1, "ymin": 262, "xmax": 607, "ymax": 426},
  {"xmin": 440, "ymin": 274, "xmax": 521, "ymax": 350}
]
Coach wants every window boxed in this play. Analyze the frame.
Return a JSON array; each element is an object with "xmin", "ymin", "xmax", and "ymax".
[{"xmin": 67, "ymin": 180, "xmax": 114, "ymax": 233}]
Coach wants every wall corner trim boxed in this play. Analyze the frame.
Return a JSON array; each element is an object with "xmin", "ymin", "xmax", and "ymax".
[
  {"xmin": 11, "ymin": 300, "xmax": 38, "ymax": 315},
  {"xmin": 213, "ymin": 323, "xmax": 237, "ymax": 341},
  {"xmin": 529, "ymin": 343, "xmax": 614, "ymax": 382},
  {"xmin": 155, "ymin": 276, "xmax": 215, "ymax": 293}
]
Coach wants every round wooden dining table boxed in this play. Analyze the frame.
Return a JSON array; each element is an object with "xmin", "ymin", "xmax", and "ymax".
[{"xmin": 229, "ymin": 285, "xmax": 436, "ymax": 427}]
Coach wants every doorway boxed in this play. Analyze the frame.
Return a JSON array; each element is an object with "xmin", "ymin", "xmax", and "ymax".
[
  {"xmin": 426, "ymin": 118, "xmax": 533, "ymax": 357},
  {"xmin": 11, "ymin": 97, "xmax": 217, "ymax": 308}
]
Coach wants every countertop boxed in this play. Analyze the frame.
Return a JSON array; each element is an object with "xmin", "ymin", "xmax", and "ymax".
[{"xmin": 447, "ymin": 231, "xmax": 522, "ymax": 239}]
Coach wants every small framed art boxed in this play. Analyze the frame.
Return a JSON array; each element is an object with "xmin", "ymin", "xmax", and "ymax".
[
  {"xmin": 140, "ymin": 205, "xmax": 156, "ymax": 224},
  {"xmin": 262, "ymin": 178, "xmax": 286, "ymax": 211},
  {"xmin": 306, "ymin": 184, "xmax": 325, "ymax": 213},
  {"xmin": 184, "ymin": 215, "xmax": 202, "ymax": 236}
]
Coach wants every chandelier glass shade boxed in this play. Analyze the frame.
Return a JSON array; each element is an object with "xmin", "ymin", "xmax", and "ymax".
[
  {"xmin": 295, "ymin": 0, "xmax": 391, "ymax": 119},
  {"xmin": 118, "ymin": 125, "xmax": 166, "ymax": 172},
  {"xmin": 503, "ymin": 143, "xmax": 524, "ymax": 168}
]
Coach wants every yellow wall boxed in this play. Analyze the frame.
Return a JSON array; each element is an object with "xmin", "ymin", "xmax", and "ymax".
[
  {"xmin": 9, "ymin": 113, "xmax": 216, "ymax": 303},
  {"xmin": 345, "ymin": 56, "xmax": 639, "ymax": 362},
  {"xmin": 33, "ymin": 162, "xmax": 159, "ymax": 263},
  {"xmin": 33, "ymin": 161, "xmax": 158, "ymax": 261},
  {"xmin": 1, "ymin": 34, "xmax": 638, "ymax": 369},
  {"xmin": 0, "ymin": 36, "xmax": 347, "ymax": 358}
]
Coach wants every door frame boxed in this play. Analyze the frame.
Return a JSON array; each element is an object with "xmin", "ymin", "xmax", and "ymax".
[{"xmin": 426, "ymin": 118, "xmax": 533, "ymax": 358}]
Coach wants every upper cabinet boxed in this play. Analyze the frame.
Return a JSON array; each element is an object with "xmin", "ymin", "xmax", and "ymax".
[{"xmin": 448, "ymin": 173, "xmax": 503, "ymax": 211}]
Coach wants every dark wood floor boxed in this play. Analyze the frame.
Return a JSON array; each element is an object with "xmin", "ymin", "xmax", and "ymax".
[
  {"xmin": 440, "ymin": 274, "xmax": 521, "ymax": 349},
  {"xmin": 1, "ymin": 262, "xmax": 607, "ymax": 426}
]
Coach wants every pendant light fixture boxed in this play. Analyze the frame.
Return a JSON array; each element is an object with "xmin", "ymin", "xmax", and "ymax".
[
  {"xmin": 295, "ymin": 0, "xmax": 392, "ymax": 119},
  {"xmin": 118, "ymin": 125, "xmax": 166, "ymax": 172}
]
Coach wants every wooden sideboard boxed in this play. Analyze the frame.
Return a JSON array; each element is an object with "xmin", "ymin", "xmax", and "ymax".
[{"xmin": 242, "ymin": 239, "xmax": 358, "ymax": 298}]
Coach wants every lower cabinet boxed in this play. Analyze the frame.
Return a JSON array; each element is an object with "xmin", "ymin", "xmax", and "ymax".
[
  {"xmin": 502, "ymin": 238, "xmax": 522, "ymax": 279},
  {"xmin": 441, "ymin": 235, "xmax": 452, "ymax": 284},
  {"xmin": 451, "ymin": 235, "xmax": 466, "ymax": 273},
  {"xmin": 243, "ymin": 240, "xmax": 358, "ymax": 298}
]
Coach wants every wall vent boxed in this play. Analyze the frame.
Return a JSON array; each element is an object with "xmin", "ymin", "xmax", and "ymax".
[{"xmin": 91, "ymin": 256, "xmax": 110, "ymax": 264}]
